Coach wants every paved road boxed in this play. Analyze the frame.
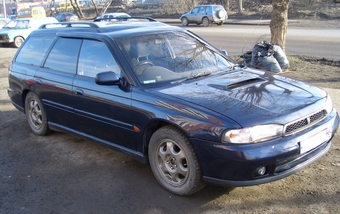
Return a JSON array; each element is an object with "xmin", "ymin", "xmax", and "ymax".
[{"xmin": 169, "ymin": 22, "xmax": 340, "ymax": 60}]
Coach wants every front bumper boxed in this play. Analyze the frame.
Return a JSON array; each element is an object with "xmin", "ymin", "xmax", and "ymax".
[{"xmin": 192, "ymin": 108, "xmax": 339, "ymax": 187}]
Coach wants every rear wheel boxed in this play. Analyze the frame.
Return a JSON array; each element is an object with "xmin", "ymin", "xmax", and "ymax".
[
  {"xmin": 13, "ymin": 36, "xmax": 24, "ymax": 48},
  {"xmin": 25, "ymin": 92, "xmax": 51, "ymax": 136},
  {"xmin": 181, "ymin": 17, "xmax": 189, "ymax": 26},
  {"xmin": 202, "ymin": 17, "xmax": 210, "ymax": 27},
  {"xmin": 148, "ymin": 125, "xmax": 205, "ymax": 196}
]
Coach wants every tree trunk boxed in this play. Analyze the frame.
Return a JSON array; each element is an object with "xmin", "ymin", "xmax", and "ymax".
[
  {"xmin": 49, "ymin": 0, "xmax": 55, "ymax": 16},
  {"xmin": 91, "ymin": 0, "xmax": 100, "ymax": 17},
  {"xmin": 270, "ymin": 0, "xmax": 290, "ymax": 51},
  {"xmin": 100, "ymin": 0, "xmax": 113, "ymax": 15},
  {"xmin": 70, "ymin": 0, "xmax": 84, "ymax": 18},
  {"xmin": 238, "ymin": 0, "xmax": 243, "ymax": 14},
  {"xmin": 219, "ymin": 0, "xmax": 230, "ymax": 11}
]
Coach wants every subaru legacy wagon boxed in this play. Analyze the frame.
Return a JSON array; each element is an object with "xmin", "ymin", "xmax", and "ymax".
[{"xmin": 7, "ymin": 19, "xmax": 339, "ymax": 196}]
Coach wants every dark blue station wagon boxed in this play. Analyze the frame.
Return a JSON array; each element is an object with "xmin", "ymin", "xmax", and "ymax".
[{"xmin": 7, "ymin": 20, "xmax": 339, "ymax": 195}]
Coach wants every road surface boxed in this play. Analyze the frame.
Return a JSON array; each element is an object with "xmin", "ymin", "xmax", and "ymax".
[{"xmin": 180, "ymin": 24, "xmax": 340, "ymax": 60}]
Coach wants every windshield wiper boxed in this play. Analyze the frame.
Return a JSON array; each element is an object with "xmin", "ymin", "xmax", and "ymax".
[{"xmin": 171, "ymin": 72, "xmax": 211, "ymax": 84}]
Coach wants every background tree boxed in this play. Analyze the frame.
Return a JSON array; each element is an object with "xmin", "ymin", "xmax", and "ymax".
[
  {"xmin": 91, "ymin": 0, "xmax": 100, "ymax": 16},
  {"xmin": 70, "ymin": 0, "xmax": 84, "ymax": 18},
  {"xmin": 49, "ymin": 0, "xmax": 55, "ymax": 16},
  {"xmin": 100, "ymin": 0, "xmax": 113, "ymax": 15},
  {"xmin": 270, "ymin": 0, "xmax": 290, "ymax": 51},
  {"xmin": 219, "ymin": 0, "xmax": 230, "ymax": 11}
]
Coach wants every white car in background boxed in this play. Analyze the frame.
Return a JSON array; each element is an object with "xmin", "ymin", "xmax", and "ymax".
[
  {"xmin": 0, "ymin": 17, "xmax": 58, "ymax": 48},
  {"xmin": 94, "ymin": 13, "xmax": 131, "ymax": 22}
]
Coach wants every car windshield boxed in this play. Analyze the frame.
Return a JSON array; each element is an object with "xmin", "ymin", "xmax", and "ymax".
[
  {"xmin": 3, "ymin": 20, "xmax": 29, "ymax": 29},
  {"xmin": 116, "ymin": 31, "xmax": 232, "ymax": 85}
]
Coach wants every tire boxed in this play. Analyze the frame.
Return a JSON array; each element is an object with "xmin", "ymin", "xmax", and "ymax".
[
  {"xmin": 148, "ymin": 125, "xmax": 205, "ymax": 196},
  {"xmin": 25, "ymin": 92, "xmax": 51, "ymax": 136},
  {"xmin": 181, "ymin": 17, "xmax": 189, "ymax": 26},
  {"xmin": 13, "ymin": 36, "xmax": 24, "ymax": 48},
  {"xmin": 202, "ymin": 17, "xmax": 210, "ymax": 27},
  {"xmin": 217, "ymin": 10, "xmax": 226, "ymax": 19}
]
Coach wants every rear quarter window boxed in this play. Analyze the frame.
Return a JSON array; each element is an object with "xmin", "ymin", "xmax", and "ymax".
[{"xmin": 15, "ymin": 36, "xmax": 55, "ymax": 66}]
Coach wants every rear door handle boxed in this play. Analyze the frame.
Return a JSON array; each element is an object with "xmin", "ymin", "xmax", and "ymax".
[
  {"xmin": 75, "ymin": 88, "xmax": 84, "ymax": 95},
  {"xmin": 35, "ymin": 79, "xmax": 42, "ymax": 85}
]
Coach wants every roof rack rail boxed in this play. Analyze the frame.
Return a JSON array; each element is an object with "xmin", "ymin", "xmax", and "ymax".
[{"xmin": 40, "ymin": 22, "xmax": 99, "ymax": 29}]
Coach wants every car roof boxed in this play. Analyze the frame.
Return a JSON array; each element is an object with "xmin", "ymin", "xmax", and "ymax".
[
  {"xmin": 197, "ymin": 4, "xmax": 223, "ymax": 7},
  {"xmin": 103, "ymin": 13, "xmax": 130, "ymax": 16}
]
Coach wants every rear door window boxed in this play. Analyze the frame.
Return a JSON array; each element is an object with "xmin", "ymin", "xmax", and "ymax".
[
  {"xmin": 198, "ymin": 7, "xmax": 205, "ymax": 13},
  {"xmin": 15, "ymin": 36, "xmax": 55, "ymax": 66},
  {"xmin": 44, "ymin": 37, "xmax": 82, "ymax": 74}
]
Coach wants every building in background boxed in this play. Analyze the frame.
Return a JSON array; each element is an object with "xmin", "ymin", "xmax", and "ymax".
[{"xmin": 1, "ymin": 0, "xmax": 51, "ymax": 17}]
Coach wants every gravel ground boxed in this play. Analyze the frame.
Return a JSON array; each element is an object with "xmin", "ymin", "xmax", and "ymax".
[{"xmin": 0, "ymin": 28, "xmax": 339, "ymax": 213}]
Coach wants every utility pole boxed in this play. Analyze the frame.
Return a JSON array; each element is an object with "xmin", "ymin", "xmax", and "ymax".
[{"xmin": 2, "ymin": 0, "xmax": 7, "ymax": 17}]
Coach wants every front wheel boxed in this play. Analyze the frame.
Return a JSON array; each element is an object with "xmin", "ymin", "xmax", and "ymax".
[
  {"xmin": 181, "ymin": 17, "xmax": 189, "ymax": 26},
  {"xmin": 148, "ymin": 126, "xmax": 205, "ymax": 196},
  {"xmin": 25, "ymin": 92, "xmax": 51, "ymax": 136},
  {"xmin": 13, "ymin": 36, "xmax": 24, "ymax": 48}
]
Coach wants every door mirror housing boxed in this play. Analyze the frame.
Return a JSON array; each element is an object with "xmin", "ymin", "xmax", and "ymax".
[{"xmin": 95, "ymin": 71, "xmax": 121, "ymax": 85}]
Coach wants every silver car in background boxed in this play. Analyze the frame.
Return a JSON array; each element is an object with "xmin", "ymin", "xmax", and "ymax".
[{"xmin": 180, "ymin": 4, "xmax": 228, "ymax": 27}]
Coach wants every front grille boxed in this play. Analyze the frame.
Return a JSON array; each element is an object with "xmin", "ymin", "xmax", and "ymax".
[{"xmin": 284, "ymin": 109, "xmax": 327, "ymax": 136}]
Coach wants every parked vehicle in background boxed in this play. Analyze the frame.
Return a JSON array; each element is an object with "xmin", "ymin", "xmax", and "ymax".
[
  {"xmin": 55, "ymin": 12, "xmax": 79, "ymax": 22},
  {"xmin": 17, "ymin": 6, "xmax": 46, "ymax": 18},
  {"xmin": 94, "ymin": 12, "xmax": 130, "ymax": 22},
  {"xmin": 0, "ymin": 17, "xmax": 10, "ymax": 28},
  {"xmin": 0, "ymin": 17, "xmax": 58, "ymax": 47},
  {"xmin": 7, "ymin": 20, "xmax": 339, "ymax": 196},
  {"xmin": 56, "ymin": 2, "xmax": 74, "ymax": 12},
  {"xmin": 180, "ymin": 4, "xmax": 228, "ymax": 27}
]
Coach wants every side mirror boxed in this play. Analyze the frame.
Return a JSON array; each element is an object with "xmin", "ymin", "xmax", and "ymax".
[{"xmin": 95, "ymin": 71, "xmax": 121, "ymax": 85}]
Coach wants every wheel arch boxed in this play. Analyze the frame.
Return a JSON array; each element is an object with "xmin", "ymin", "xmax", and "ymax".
[
  {"xmin": 21, "ymin": 89, "xmax": 31, "ymax": 113},
  {"xmin": 142, "ymin": 119, "xmax": 192, "ymax": 162},
  {"xmin": 202, "ymin": 16, "xmax": 209, "ymax": 21}
]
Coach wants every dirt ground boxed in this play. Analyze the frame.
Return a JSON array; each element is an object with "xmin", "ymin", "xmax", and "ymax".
[{"xmin": 0, "ymin": 41, "xmax": 339, "ymax": 213}]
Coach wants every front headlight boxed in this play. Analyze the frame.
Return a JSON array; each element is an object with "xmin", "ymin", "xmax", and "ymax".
[
  {"xmin": 325, "ymin": 95, "xmax": 333, "ymax": 115},
  {"xmin": 222, "ymin": 124, "xmax": 283, "ymax": 144}
]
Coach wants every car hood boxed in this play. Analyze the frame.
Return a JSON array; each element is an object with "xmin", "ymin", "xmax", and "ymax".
[{"xmin": 154, "ymin": 69, "xmax": 327, "ymax": 127}]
